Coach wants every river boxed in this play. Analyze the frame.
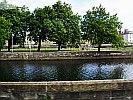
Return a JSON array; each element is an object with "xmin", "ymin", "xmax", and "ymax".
[{"xmin": 0, "ymin": 59, "xmax": 133, "ymax": 82}]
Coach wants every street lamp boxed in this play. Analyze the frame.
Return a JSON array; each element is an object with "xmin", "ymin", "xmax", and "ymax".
[
  {"xmin": 12, "ymin": 34, "xmax": 14, "ymax": 53},
  {"xmin": 29, "ymin": 40, "xmax": 31, "ymax": 53}
]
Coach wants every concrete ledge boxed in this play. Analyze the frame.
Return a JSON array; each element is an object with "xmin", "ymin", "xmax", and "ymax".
[
  {"xmin": 1, "ymin": 80, "xmax": 133, "ymax": 92},
  {"xmin": 0, "ymin": 51, "xmax": 133, "ymax": 60},
  {"xmin": 1, "ymin": 80, "xmax": 133, "ymax": 99}
]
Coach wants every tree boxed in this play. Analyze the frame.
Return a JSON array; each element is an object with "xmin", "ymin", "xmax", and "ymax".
[
  {"xmin": 68, "ymin": 14, "xmax": 81, "ymax": 47},
  {"xmin": 49, "ymin": 20, "xmax": 67, "ymax": 51},
  {"xmin": 14, "ymin": 6, "xmax": 31, "ymax": 48},
  {"xmin": 29, "ymin": 1, "xmax": 81, "ymax": 51},
  {"xmin": 0, "ymin": 0, "xmax": 31, "ymax": 51},
  {"xmin": 49, "ymin": 1, "xmax": 81, "ymax": 51},
  {"xmin": 0, "ymin": 17, "xmax": 11, "ymax": 51},
  {"xmin": 0, "ymin": 0, "xmax": 18, "ymax": 51},
  {"xmin": 29, "ymin": 6, "xmax": 53, "ymax": 51},
  {"xmin": 81, "ymin": 5, "xmax": 123, "ymax": 52},
  {"xmin": 0, "ymin": 7, "xmax": 27, "ymax": 51}
]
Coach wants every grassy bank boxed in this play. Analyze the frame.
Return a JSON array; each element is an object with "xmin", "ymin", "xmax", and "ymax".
[{"xmin": 1, "ymin": 46, "xmax": 133, "ymax": 52}]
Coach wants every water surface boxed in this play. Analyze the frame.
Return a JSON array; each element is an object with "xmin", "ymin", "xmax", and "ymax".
[{"xmin": 0, "ymin": 59, "xmax": 133, "ymax": 82}]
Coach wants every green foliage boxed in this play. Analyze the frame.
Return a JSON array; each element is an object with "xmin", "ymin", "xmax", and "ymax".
[
  {"xmin": 0, "ymin": 1, "xmax": 124, "ymax": 52},
  {"xmin": 0, "ymin": 2, "xmax": 18, "ymax": 51},
  {"xmin": 29, "ymin": 1, "xmax": 81, "ymax": 51},
  {"xmin": 0, "ymin": 17, "xmax": 11, "ymax": 51},
  {"xmin": 14, "ymin": 6, "xmax": 31, "ymax": 48},
  {"xmin": 49, "ymin": 1, "xmax": 81, "ymax": 51},
  {"xmin": 29, "ymin": 6, "xmax": 54, "ymax": 51},
  {"xmin": 81, "ymin": 5, "xmax": 123, "ymax": 52},
  {"xmin": 0, "ymin": 1, "xmax": 31, "ymax": 51}
]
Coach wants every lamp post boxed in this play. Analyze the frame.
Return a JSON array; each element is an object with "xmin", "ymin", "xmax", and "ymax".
[
  {"xmin": 12, "ymin": 34, "xmax": 14, "ymax": 53},
  {"xmin": 29, "ymin": 41, "xmax": 31, "ymax": 53}
]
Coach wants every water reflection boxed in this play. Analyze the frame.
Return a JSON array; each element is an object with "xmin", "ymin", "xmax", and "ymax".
[
  {"xmin": 80, "ymin": 63, "xmax": 124, "ymax": 80},
  {"xmin": 0, "ymin": 59, "xmax": 132, "ymax": 82}
]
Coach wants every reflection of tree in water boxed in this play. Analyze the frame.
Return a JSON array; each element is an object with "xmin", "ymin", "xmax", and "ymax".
[
  {"xmin": 94, "ymin": 63, "xmax": 124, "ymax": 80},
  {"xmin": 55, "ymin": 60, "xmax": 82, "ymax": 81},
  {"xmin": 0, "ymin": 60, "xmax": 125, "ymax": 81},
  {"xmin": 110, "ymin": 66, "xmax": 124, "ymax": 79},
  {"xmin": 94, "ymin": 63, "xmax": 104, "ymax": 80},
  {"xmin": 0, "ymin": 61, "xmax": 16, "ymax": 81}
]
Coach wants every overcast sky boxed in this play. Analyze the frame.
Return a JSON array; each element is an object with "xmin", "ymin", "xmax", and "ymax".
[{"xmin": 1, "ymin": 0, "xmax": 133, "ymax": 30}]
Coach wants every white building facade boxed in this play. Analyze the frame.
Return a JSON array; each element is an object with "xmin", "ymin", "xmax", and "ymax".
[{"xmin": 122, "ymin": 29, "xmax": 133, "ymax": 43}]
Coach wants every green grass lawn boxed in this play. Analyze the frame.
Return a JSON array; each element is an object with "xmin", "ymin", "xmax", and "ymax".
[
  {"xmin": 1, "ymin": 47, "xmax": 81, "ymax": 52},
  {"xmin": 1, "ymin": 46, "xmax": 133, "ymax": 52}
]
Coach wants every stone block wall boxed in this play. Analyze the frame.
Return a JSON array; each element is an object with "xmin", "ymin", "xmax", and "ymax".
[
  {"xmin": 0, "ymin": 51, "xmax": 133, "ymax": 60},
  {"xmin": 1, "ymin": 80, "xmax": 133, "ymax": 100}
]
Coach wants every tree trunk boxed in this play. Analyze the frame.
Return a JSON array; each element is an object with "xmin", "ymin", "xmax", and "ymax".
[
  {"xmin": 22, "ymin": 38, "xmax": 25, "ymax": 48},
  {"xmin": 98, "ymin": 44, "xmax": 101, "ymax": 52},
  {"xmin": 37, "ymin": 36, "xmax": 41, "ymax": 52},
  {"xmin": 58, "ymin": 43, "xmax": 61, "ymax": 51},
  {"xmin": 8, "ymin": 38, "xmax": 11, "ymax": 52}
]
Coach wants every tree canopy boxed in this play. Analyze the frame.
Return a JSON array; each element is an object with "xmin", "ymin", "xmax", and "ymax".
[
  {"xmin": 81, "ymin": 5, "xmax": 123, "ymax": 52},
  {"xmin": 0, "ymin": 1, "xmax": 124, "ymax": 52},
  {"xmin": 0, "ymin": 5, "xmax": 31, "ymax": 51},
  {"xmin": 0, "ymin": 17, "xmax": 11, "ymax": 51},
  {"xmin": 49, "ymin": 1, "xmax": 81, "ymax": 51},
  {"xmin": 29, "ymin": 1, "xmax": 81, "ymax": 51},
  {"xmin": 29, "ymin": 6, "xmax": 54, "ymax": 51},
  {"xmin": 14, "ymin": 6, "xmax": 31, "ymax": 48}
]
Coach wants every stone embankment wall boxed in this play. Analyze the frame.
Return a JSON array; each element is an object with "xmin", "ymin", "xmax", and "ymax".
[
  {"xmin": 0, "ymin": 51, "xmax": 133, "ymax": 60},
  {"xmin": 1, "ymin": 51, "xmax": 133, "ymax": 99},
  {"xmin": 1, "ymin": 80, "xmax": 133, "ymax": 100}
]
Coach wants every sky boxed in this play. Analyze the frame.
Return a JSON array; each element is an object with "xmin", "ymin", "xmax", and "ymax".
[{"xmin": 1, "ymin": 0, "xmax": 133, "ymax": 30}]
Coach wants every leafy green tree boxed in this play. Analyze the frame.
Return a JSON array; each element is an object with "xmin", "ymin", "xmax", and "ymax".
[
  {"xmin": 29, "ymin": 1, "xmax": 81, "ymax": 51},
  {"xmin": 0, "ymin": 7, "xmax": 26, "ymax": 51},
  {"xmin": 49, "ymin": 1, "xmax": 81, "ymax": 51},
  {"xmin": 0, "ymin": 17, "xmax": 11, "ymax": 51},
  {"xmin": 29, "ymin": 6, "xmax": 53, "ymax": 51},
  {"xmin": 0, "ymin": 0, "xmax": 31, "ymax": 50},
  {"xmin": 68, "ymin": 14, "xmax": 81, "ymax": 47},
  {"xmin": 14, "ymin": 6, "xmax": 31, "ymax": 48},
  {"xmin": 49, "ymin": 20, "xmax": 67, "ymax": 51},
  {"xmin": 0, "ymin": 0, "xmax": 18, "ymax": 51},
  {"xmin": 81, "ymin": 5, "xmax": 123, "ymax": 52}
]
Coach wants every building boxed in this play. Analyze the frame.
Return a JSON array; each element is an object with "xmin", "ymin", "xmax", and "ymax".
[{"xmin": 122, "ymin": 29, "xmax": 133, "ymax": 44}]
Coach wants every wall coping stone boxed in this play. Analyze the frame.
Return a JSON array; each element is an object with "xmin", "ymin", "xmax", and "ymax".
[
  {"xmin": 0, "ymin": 51, "xmax": 133, "ymax": 60},
  {"xmin": 1, "ymin": 79, "xmax": 133, "ymax": 92}
]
